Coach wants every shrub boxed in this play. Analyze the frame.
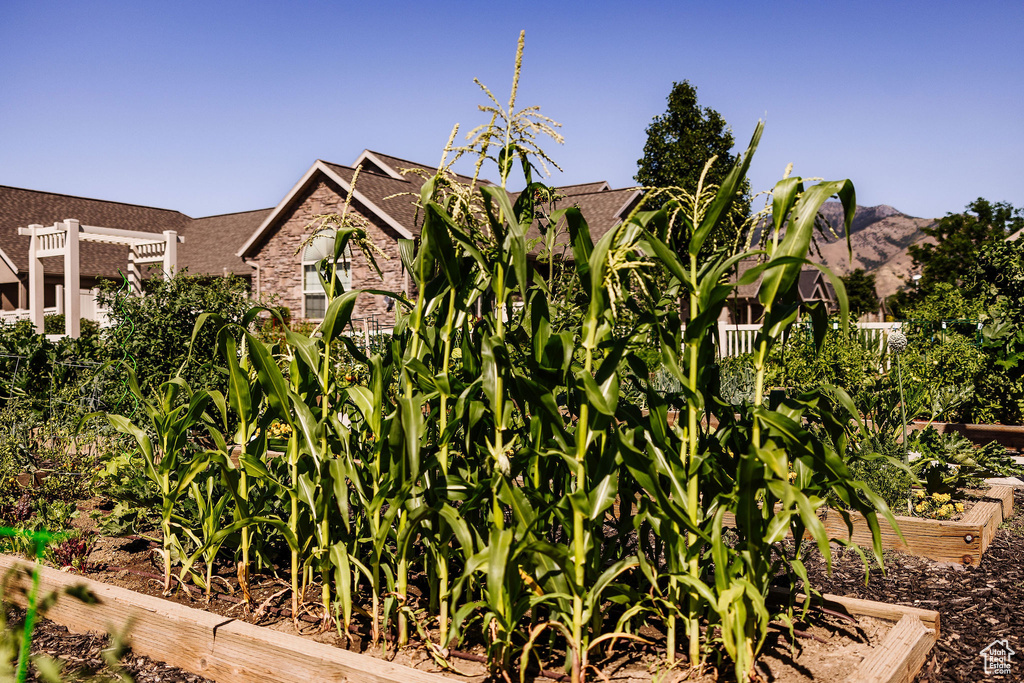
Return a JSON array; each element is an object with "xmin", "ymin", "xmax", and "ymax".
[{"xmin": 95, "ymin": 271, "xmax": 252, "ymax": 396}]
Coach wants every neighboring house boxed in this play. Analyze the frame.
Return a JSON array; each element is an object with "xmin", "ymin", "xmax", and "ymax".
[
  {"xmin": 0, "ymin": 185, "xmax": 268, "ymax": 312},
  {"xmin": 724, "ymin": 258, "xmax": 839, "ymax": 325},
  {"xmin": 1, "ymin": 149, "xmax": 835, "ymax": 328},
  {"xmin": 230, "ymin": 150, "xmax": 643, "ymax": 324}
]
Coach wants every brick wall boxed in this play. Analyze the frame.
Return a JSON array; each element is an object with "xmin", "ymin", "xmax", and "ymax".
[{"xmin": 250, "ymin": 177, "xmax": 406, "ymax": 326}]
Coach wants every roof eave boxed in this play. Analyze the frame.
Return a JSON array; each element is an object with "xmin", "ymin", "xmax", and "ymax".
[
  {"xmin": 0, "ymin": 247, "xmax": 18, "ymax": 275},
  {"xmin": 236, "ymin": 160, "xmax": 414, "ymax": 259},
  {"xmin": 352, "ymin": 150, "xmax": 405, "ymax": 180},
  {"xmin": 613, "ymin": 189, "xmax": 644, "ymax": 219}
]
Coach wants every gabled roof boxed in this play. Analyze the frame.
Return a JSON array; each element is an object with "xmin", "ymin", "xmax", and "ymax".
[
  {"xmin": 355, "ymin": 149, "xmax": 490, "ymax": 186},
  {"xmin": 236, "ymin": 159, "xmax": 420, "ymax": 258},
  {"xmin": 733, "ymin": 258, "xmax": 838, "ymax": 303}
]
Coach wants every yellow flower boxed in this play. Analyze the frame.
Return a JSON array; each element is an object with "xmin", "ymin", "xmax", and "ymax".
[
  {"xmin": 915, "ymin": 503, "xmax": 926, "ymax": 513},
  {"xmin": 955, "ymin": 503, "xmax": 965, "ymax": 513},
  {"xmin": 788, "ymin": 471, "xmax": 797, "ymax": 483},
  {"xmin": 914, "ymin": 490, "xmax": 926, "ymax": 499}
]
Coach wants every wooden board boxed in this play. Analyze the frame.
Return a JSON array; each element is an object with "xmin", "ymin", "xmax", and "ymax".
[
  {"xmin": 824, "ymin": 501, "xmax": 1004, "ymax": 565},
  {"xmin": 824, "ymin": 508, "xmax": 983, "ymax": 565},
  {"xmin": 909, "ymin": 421, "xmax": 1024, "ymax": 450},
  {"xmin": 774, "ymin": 589, "xmax": 940, "ymax": 634},
  {"xmin": 772, "ymin": 590, "xmax": 939, "ymax": 683},
  {"xmin": 853, "ymin": 614, "xmax": 935, "ymax": 683},
  {"xmin": 720, "ymin": 489, "xmax": 1006, "ymax": 565},
  {"xmin": 986, "ymin": 484, "xmax": 1014, "ymax": 519},
  {"xmin": 0, "ymin": 555, "xmax": 451, "ymax": 683}
]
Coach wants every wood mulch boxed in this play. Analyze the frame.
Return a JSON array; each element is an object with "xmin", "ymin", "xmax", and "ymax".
[
  {"xmin": 801, "ymin": 488, "xmax": 1024, "ymax": 682},
  {"xmin": 6, "ymin": 605, "xmax": 211, "ymax": 682}
]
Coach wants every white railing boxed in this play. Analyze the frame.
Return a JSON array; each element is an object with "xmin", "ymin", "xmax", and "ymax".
[
  {"xmin": 0, "ymin": 306, "xmax": 58, "ymax": 324},
  {"xmin": 717, "ymin": 321, "xmax": 903, "ymax": 359},
  {"xmin": 0, "ymin": 289, "xmax": 110, "ymax": 328},
  {"xmin": 717, "ymin": 324, "xmax": 760, "ymax": 357}
]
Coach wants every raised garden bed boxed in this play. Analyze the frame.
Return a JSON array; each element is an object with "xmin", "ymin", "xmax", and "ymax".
[
  {"xmin": 825, "ymin": 485, "xmax": 1014, "ymax": 566},
  {"xmin": 909, "ymin": 421, "xmax": 1024, "ymax": 451},
  {"xmin": 0, "ymin": 553, "xmax": 939, "ymax": 683},
  {"xmin": 721, "ymin": 485, "xmax": 1012, "ymax": 565}
]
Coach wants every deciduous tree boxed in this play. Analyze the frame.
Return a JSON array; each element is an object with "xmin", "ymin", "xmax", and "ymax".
[
  {"xmin": 840, "ymin": 268, "xmax": 879, "ymax": 315},
  {"xmin": 909, "ymin": 198, "xmax": 1024, "ymax": 289}
]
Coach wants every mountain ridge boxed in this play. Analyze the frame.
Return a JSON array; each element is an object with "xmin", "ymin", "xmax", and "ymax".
[{"xmin": 809, "ymin": 201, "xmax": 935, "ymax": 299}]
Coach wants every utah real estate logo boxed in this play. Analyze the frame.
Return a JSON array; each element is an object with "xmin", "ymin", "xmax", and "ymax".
[{"xmin": 981, "ymin": 639, "xmax": 1015, "ymax": 675}]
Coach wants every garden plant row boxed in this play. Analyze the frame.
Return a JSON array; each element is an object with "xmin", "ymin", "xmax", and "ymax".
[{"xmin": 11, "ymin": 36, "xmax": 1024, "ymax": 682}]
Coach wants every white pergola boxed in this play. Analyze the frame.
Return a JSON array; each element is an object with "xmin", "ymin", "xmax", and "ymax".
[{"xmin": 16, "ymin": 219, "xmax": 183, "ymax": 337}]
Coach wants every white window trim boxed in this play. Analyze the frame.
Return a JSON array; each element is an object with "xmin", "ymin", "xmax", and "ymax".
[{"xmin": 301, "ymin": 235, "xmax": 352, "ymax": 319}]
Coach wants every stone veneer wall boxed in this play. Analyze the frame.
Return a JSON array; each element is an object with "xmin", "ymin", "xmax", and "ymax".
[{"xmin": 250, "ymin": 177, "xmax": 407, "ymax": 327}]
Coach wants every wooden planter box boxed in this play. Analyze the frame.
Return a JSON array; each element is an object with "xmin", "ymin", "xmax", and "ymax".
[
  {"xmin": 777, "ymin": 590, "xmax": 940, "ymax": 683},
  {"xmin": 722, "ymin": 485, "xmax": 1012, "ymax": 566},
  {"xmin": 0, "ymin": 554, "xmax": 938, "ymax": 683},
  {"xmin": 825, "ymin": 485, "xmax": 1013, "ymax": 566},
  {"xmin": 0, "ymin": 554, "xmax": 448, "ymax": 683},
  {"xmin": 909, "ymin": 421, "xmax": 1024, "ymax": 450}
]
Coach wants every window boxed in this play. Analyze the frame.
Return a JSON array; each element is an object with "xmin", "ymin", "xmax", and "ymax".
[{"xmin": 302, "ymin": 232, "xmax": 351, "ymax": 319}]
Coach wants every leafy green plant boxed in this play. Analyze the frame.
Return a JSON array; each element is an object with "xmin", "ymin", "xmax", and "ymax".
[
  {"xmin": 100, "ymin": 372, "xmax": 219, "ymax": 593},
  {"xmin": 909, "ymin": 428, "xmax": 1024, "ymax": 495},
  {"xmin": 95, "ymin": 271, "xmax": 251, "ymax": 398}
]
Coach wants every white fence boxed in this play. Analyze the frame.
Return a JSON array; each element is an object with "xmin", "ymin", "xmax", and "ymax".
[
  {"xmin": 0, "ymin": 288, "xmax": 109, "ymax": 328},
  {"xmin": 717, "ymin": 321, "xmax": 903, "ymax": 359}
]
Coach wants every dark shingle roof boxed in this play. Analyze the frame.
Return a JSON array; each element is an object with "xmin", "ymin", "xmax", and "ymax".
[
  {"xmin": 557, "ymin": 181, "xmax": 611, "ymax": 196},
  {"xmin": 361, "ymin": 150, "xmax": 495, "ymax": 186},
  {"xmin": 519, "ymin": 187, "xmax": 644, "ymax": 258},
  {"xmin": 0, "ymin": 185, "xmax": 188, "ymax": 278},
  {"xmin": 0, "ymin": 185, "xmax": 266, "ymax": 279},
  {"xmin": 186, "ymin": 208, "xmax": 273, "ymax": 275},
  {"xmin": 733, "ymin": 258, "xmax": 837, "ymax": 303},
  {"xmin": 320, "ymin": 162, "xmax": 423, "ymax": 238}
]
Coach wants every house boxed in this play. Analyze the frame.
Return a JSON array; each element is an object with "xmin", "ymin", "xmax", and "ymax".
[
  {"xmin": 0, "ymin": 149, "xmax": 836, "ymax": 329},
  {"xmin": 0, "ymin": 185, "xmax": 268, "ymax": 314},
  {"xmin": 235, "ymin": 151, "xmax": 644, "ymax": 324},
  {"xmin": 0, "ymin": 151, "xmax": 645, "ymax": 327},
  {"xmin": 723, "ymin": 258, "xmax": 839, "ymax": 325}
]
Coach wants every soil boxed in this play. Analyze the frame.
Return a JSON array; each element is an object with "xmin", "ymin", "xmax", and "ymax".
[
  {"xmin": 7, "ymin": 605, "xmax": 211, "ymax": 682},
  {"xmin": 803, "ymin": 488, "xmax": 1024, "ymax": 682},
  {"xmin": 20, "ymin": 489, "xmax": 1024, "ymax": 681}
]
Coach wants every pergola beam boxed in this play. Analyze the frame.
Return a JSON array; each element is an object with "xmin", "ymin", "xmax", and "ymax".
[{"xmin": 15, "ymin": 219, "xmax": 182, "ymax": 337}]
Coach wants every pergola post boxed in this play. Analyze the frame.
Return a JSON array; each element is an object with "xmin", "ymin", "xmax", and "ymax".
[
  {"xmin": 27, "ymin": 224, "xmax": 44, "ymax": 334},
  {"xmin": 128, "ymin": 247, "xmax": 141, "ymax": 295},
  {"xmin": 63, "ymin": 219, "xmax": 80, "ymax": 337},
  {"xmin": 162, "ymin": 230, "xmax": 177, "ymax": 278}
]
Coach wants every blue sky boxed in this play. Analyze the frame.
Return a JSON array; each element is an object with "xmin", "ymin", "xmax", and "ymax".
[{"xmin": 1, "ymin": 1, "xmax": 1021, "ymax": 220}]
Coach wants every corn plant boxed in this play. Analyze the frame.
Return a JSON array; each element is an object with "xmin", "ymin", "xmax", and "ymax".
[
  {"xmin": 101, "ymin": 372, "xmax": 217, "ymax": 593},
  {"xmin": 97, "ymin": 33, "xmax": 901, "ymax": 683}
]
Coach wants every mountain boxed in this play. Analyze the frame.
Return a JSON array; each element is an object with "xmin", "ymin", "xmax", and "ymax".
[{"xmin": 810, "ymin": 202, "xmax": 935, "ymax": 299}]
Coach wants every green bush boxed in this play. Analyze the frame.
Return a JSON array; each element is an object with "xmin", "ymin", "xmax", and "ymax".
[
  {"xmin": 95, "ymin": 271, "xmax": 252, "ymax": 396},
  {"xmin": 42, "ymin": 314, "xmax": 100, "ymax": 338}
]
